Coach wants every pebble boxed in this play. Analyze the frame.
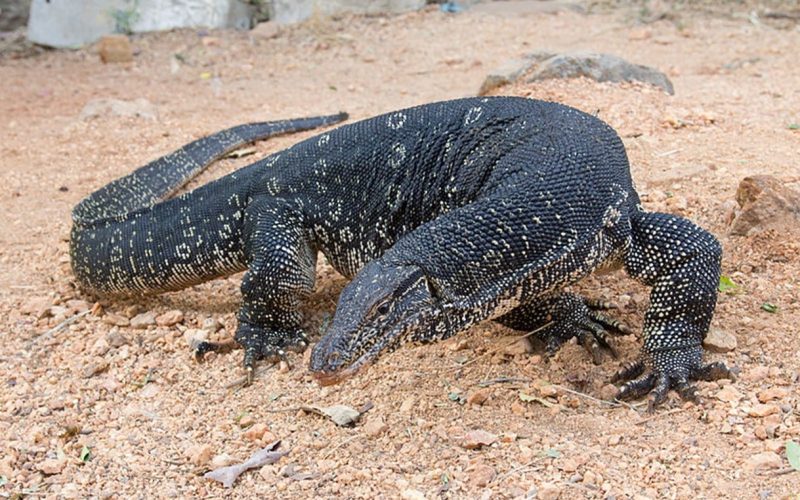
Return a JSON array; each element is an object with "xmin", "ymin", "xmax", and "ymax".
[
  {"xmin": 469, "ymin": 464, "xmax": 496, "ymax": 487},
  {"xmin": 747, "ymin": 404, "xmax": 779, "ymax": 418},
  {"xmin": 210, "ymin": 453, "xmax": 236, "ymax": 468},
  {"xmin": 703, "ymin": 328, "xmax": 737, "ymax": 353},
  {"xmin": 244, "ymin": 423, "xmax": 269, "ymax": 442},
  {"xmin": 239, "ymin": 415, "xmax": 256, "ymax": 428},
  {"xmin": 183, "ymin": 328, "xmax": 209, "ymax": 347},
  {"xmin": 103, "ymin": 314, "xmax": 130, "ymax": 327},
  {"xmin": 743, "ymin": 365, "xmax": 770, "ymax": 382},
  {"xmin": 401, "ymin": 489, "xmax": 426, "ymax": 500},
  {"xmin": 459, "ymin": 429, "xmax": 498, "ymax": 450},
  {"xmin": 510, "ymin": 401, "xmax": 526, "ymax": 416},
  {"xmin": 537, "ymin": 482, "xmax": 562, "ymax": 500},
  {"xmin": 363, "ymin": 416, "xmax": 389, "ymax": 438},
  {"xmin": 98, "ymin": 35, "xmax": 133, "ymax": 63},
  {"xmin": 38, "ymin": 457, "xmax": 66, "ymax": 475},
  {"xmin": 20, "ymin": 297, "xmax": 52, "ymax": 318},
  {"xmin": 716, "ymin": 386, "xmax": 743, "ymax": 402},
  {"xmin": 81, "ymin": 360, "xmax": 109, "ymax": 378},
  {"xmin": 251, "ymin": 21, "xmax": 281, "ymax": 40},
  {"xmin": 130, "ymin": 312, "xmax": 156, "ymax": 329},
  {"xmin": 106, "ymin": 329, "xmax": 129, "ymax": 347},
  {"xmin": 599, "ymin": 384, "xmax": 619, "ymax": 401},
  {"xmin": 400, "ymin": 397, "xmax": 416, "ymax": 414},
  {"xmin": 202, "ymin": 317, "xmax": 223, "ymax": 332},
  {"xmin": 743, "ymin": 451, "xmax": 782, "ymax": 471},
  {"xmin": 467, "ymin": 388, "xmax": 491, "ymax": 406},
  {"xmin": 187, "ymin": 444, "xmax": 214, "ymax": 466},
  {"xmin": 156, "ymin": 310, "xmax": 184, "ymax": 326},
  {"xmin": 66, "ymin": 299, "xmax": 90, "ymax": 312},
  {"xmin": 757, "ymin": 387, "xmax": 788, "ymax": 403}
]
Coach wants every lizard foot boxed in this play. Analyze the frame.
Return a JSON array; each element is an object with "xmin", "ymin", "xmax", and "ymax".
[
  {"xmin": 194, "ymin": 322, "xmax": 309, "ymax": 385},
  {"xmin": 612, "ymin": 345, "xmax": 736, "ymax": 412},
  {"xmin": 539, "ymin": 294, "xmax": 632, "ymax": 365}
]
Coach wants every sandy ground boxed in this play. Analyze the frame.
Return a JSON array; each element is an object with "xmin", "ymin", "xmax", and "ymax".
[{"xmin": 1, "ymin": 2, "xmax": 799, "ymax": 498}]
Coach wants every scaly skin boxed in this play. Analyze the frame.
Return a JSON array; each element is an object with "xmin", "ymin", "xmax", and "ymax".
[{"xmin": 308, "ymin": 98, "xmax": 734, "ymax": 408}]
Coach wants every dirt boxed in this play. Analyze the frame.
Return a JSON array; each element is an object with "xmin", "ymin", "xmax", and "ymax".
[{"xmin": 1, "ymin": 2, "xmax": 799, "ymax": 498}]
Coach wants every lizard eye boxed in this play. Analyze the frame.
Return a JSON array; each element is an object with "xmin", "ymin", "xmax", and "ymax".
[{"xmin": 376, "ymin": 302, "xmax": 390, "ymax": 316}]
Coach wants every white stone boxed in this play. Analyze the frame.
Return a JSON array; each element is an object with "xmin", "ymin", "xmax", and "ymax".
[{"xmin": 270, "ymin": 0, "xmax": 426, "ymax": 25}]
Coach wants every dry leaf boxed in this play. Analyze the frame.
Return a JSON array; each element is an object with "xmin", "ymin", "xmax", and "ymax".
[{"xmin": 204, "ymin": 441, "xmax": 287, "ymax": 488}]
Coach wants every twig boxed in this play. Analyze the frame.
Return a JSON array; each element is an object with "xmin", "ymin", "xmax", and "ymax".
[
  {"xmin": 31, "ymin": 310, "xmax": 90, "ymax": 344},
  {"xmin": 654, "ymin": 148, "xmax": 681, "ymax": 158},
  {"xmin": 551, "ymin": 384, "xmax": 630, "ymax": 409},
  {"xmin": 635, "ymin": 407, "xmax": 685, "ymax": 425},
  {"xmin": 493, "ymin": 460, "xmax": 543, "ymax": 483},
  {"xmin": 476, "ymin": 376, "xmax": 531, "ymax": 387},
  {"xmin": 224, "ymin": 366, "xmax": 269, "ymax": 390},
  {"xmin": 450, "ymin": 322, "xmax": 552, "ymax": 372},
  {"xmin": 760, "ymin": 467, "xmax": 798, "ymax": 476}
]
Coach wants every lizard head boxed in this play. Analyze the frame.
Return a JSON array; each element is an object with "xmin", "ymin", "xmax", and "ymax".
[{"xmin": 310, "ymin": 258, "xmax": 444, "ymax": 385}]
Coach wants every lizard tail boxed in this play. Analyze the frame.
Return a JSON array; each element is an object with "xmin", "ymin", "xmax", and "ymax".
[
  {"xmin": 72, "ymin": 112, "xmax": 348, "ymax": 225},
  {"xmin": 70, "ymin": 112, "xmax": 348, "ymax": 295}
]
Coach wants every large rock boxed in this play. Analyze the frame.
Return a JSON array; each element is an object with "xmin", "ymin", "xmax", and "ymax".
[
  {"xmin": 28, "ymin": 0, "xmax": 255, "ymax": 48},
  {"xmin": 479, "ymin": 51, "xmax": 674, "ymax": 95},
  {"xmin": 269, "ymin": 0, "xmax": 426, "ymax": 25},
  {"xmin": 729, "ymin": 175, "xmax": 800, "ymax": 236}
]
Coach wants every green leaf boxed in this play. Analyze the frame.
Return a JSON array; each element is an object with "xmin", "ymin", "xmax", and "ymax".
[
  {"xmin": 80, "ymin": 445, "xmax": 91, "ymax": 462},
  {"xmin": 788, "ymin": 123, "xmax": 800, "ymax": 130},
  {"xmin": 718, "ymin": 275, "xmax": 739, "ymax": 294},
  {"xmin": 786, "ymin": 440, "xmax": 800, "ymax": 471},
  {"xmin": 447, "ymin": 392, "xmax": 465, "ymax": 404},
  {"xmin": 761, "ymin": 302, "xmax": 778, "ymax": 313}
]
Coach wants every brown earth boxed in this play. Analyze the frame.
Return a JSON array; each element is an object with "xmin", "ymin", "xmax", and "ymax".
[{"xmin": 1, "ymin": 2, "xmax": 799, "ymax": 498}]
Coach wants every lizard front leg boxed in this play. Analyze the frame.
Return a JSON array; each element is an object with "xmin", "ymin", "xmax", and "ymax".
[
  {"xmin": 196, "ymin": 197, "xmax": 316, "ymax": 384},
  {"xmin": 496, "ymin": 292, "xmax": 630, "ymax": 364},
  {"xmin": 617, "ymin": 210, "xmax": 735, "ymax": 410}
]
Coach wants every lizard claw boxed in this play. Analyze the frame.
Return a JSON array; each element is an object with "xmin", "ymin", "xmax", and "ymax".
[
  {"xmin": 235, "ymin": 321, "xmax": 307, "ymax": 384},
  {"xmin": 614, "ymin": 345, "xmax": 734, "ymax": 410},
  {"xmin": 539, "ymin": 293, "xmax": 631, "ymax": 364}
]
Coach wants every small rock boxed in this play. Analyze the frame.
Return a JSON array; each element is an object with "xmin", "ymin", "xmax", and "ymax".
[
  {"xmin": 49, "ymin": 305, "xmax": 69, "ymax": 317},
  {"xmin": 744, "ymin": 366, "xmax": 770, "ymax": 382},
  {"xmin": 459, "ymin": 429, "xmax": 498, "ymax": 450},
  {"xmin": 156, "ymin": 310, "xmax": 184, "ymax": 326},
  {"xmin": 744, "ymin": 451, "xmax": 783, "ymax": 471},
  {"xmin": 81, "ymin": 360, "xmax": 109, "ymax": 378},
  {"xmin": 251, "ymin": 21, "xmax": 281, "ymax": 39},
  {"xmin": 202, "ymin": 317, "xmax": 223, "ymax": 332},
  {"xmin": 399, "ymin": 397, "xmax": 416, "ymax": 414},
  {"xmin": 525, "ymin": 52, "xmax": 674, "ymax": 94},
  {"xmin": 20, "ymin": 297, "xmax": 51, "ymax": 318},
  {"xmin": 39, "ymin": 457, "xmax": 66, "ymax": 475},
  {"xmin": 66, "ymin": 299, "xmax": 90, "ymax": 312},
  {"xmin": 730, "ymin": 175, "xmax": 800, "ymax": 236},
  {"xmin": 239, "ymin": 415, "xmax": 256, "ymax": 428},
  {"xmin": 363, "ymin": 416, "xmax": 389, "ymax": 438},
  {"xmin": 210, "ymin": 453, "xmax": 237, "ymax": 469},
  {"xmin": 628, "ymin": 28, "xmax": 652, "ymax": 40},
  {"xmin": 538, "ymin": 482, "xmax": 562, "ymax": 500},
  {"xmin": 510, "ymin": 401, "xmax": 525, "ymax": 416},
  {"xmin": 106, "ymin": 329, "xmax": 129, "ymax": 347},
  {"xmin": 103, "ymin": 313, "xmax": 130, "ymax": 327},
  {"xmin": 504, "ymin": 337, "xmax": 534, "ymax": 355},
  {"xmin": 599, "ymin": 384, "xmax": 619, "ymax": 401},
  {"xmin": 534, "ymin": 380, "xmax": 558, "ymax": 398},
  {"xmin": 139, "ymin": 383, "xmax": 161, "ymax": 399},
  {"xmin": 98, "ymin": 35, "xmax": 133, "ymax": 63},
  {"xmin": 716, "ymin": 386, "xmax": 743, "ymax": 403},
  {"xmin": 187, "ymin": 444, "xmax": 214, "ymax": 466},
  {"xmin": 469, "ymin": 464, "xmax": 496, "ymax": 487},
  {"xmin": 130, "ymin": 311, "xmax": 157, "ymax": 329},
  {"xmin": 467, "ymin": 388, "xmax": 491, "ymax": 406},
  {"xmin": 747, "ymin": 404, "xmax": 780, "ymax": 418},
  {"xmin": 244, "ymin": 423, "xmax": 269, "ymax": 442},
  {"xmin": 757, "ymin": 387, "xmax": 788, "ymax": 403},
  {"xmin": 401, "ymin": 489, "xmax": 427, "ymax": 500},
  {"xmin": 703, "ymin": 328, "xmax": 737, "ymax": 353}
]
